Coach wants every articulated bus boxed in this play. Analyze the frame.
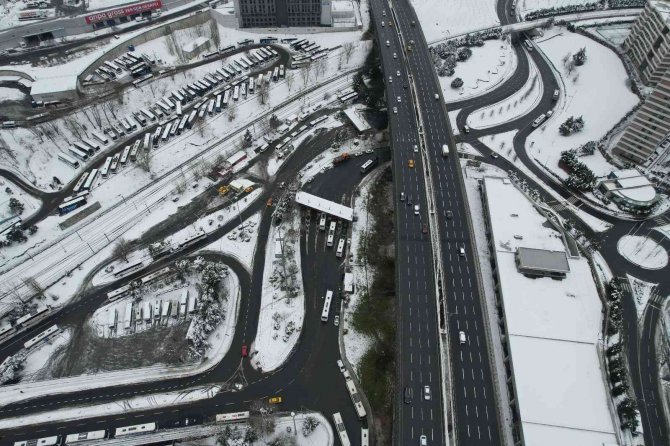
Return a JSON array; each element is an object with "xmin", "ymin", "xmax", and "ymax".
[
  {"xmin": 327, "ymin": 221, "xmax": 336, "ymax": 247},
  {"xmin": 216, "ymin": 411, "xmax": 250, "ymax": 423},
  {"xmin": 332, "ymin": 413, "xmax": 351, "ymax": 446},
  {"xmin": 345, "ymin": 377, "xmax": 367, "ymax": 419},
  {"xmin": 321, "ymin": 290, "xmax": 333, "ymax": 322},
  {"xmin": 114, "ymin": 423, "xmax": 156, "ymax": 437}
]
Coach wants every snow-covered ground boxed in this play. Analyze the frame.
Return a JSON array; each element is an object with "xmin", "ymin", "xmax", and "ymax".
[
  {"xmin": 343, "ymin": 168, "xmax": 376, "ymax": 373},
  {"xmin": 655, "ymin": 223, "xmax": 670, "ymax": 241},
  {"xmin": 199, "ymin": 211, "xmax": 261, "ymax": 274},
  {"xmin": 87, "ymin": 0, "xmax": 137, "ymax": 11},
  {"xmin": 467, "ymin": 51, "xmax": 543, "ymax": 129},
  {"xmin": 134, "ymin": 21, "xmax": 219, "ymax": 66},
  {"xmin": 19, "ymin": 327, "xmax": 71, "ymax": 383},
  {"xmin": 526, "ymin": 27, "xmax": 639, "ymax": 179},
  {"xmin": 517, "ymin": 0, "xmax": 595, "ymax": 17},
  {"xmin": 442, "ymin": 39, "xmax": 517, "ymax": 103},
  {"xmin": 626, "ymin": 274, "xmax": 657, "ymax": 320},
  {"xmin": 617, "ymin": 235, "xmax": 668, "ymax": 270},
  {"xmin": 0, "ymin": 177, "xmax": 41, "ymax": 222},
  {"xmin": 593, "ymin": 24, "xmax": 632, "ymax": 46},
  {"xmin": 0, "ymin": 87, "xmax": 25, "ymax": 102},
  {"xmin": 0, "ymin": 1, "xmax": 55, "ymax": 32},
  {"xmin": 251, "ymin": 207, "xmax": 304, "ymax": 372},
  {"xmin": 412, "ymin": 0, "xmax": 499, "ymax": 43}
]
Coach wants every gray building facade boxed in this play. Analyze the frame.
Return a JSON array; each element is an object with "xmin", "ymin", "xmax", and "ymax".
[{"xmin": 235, "ymin": 0, "xmax": 327, "ymax": 27}]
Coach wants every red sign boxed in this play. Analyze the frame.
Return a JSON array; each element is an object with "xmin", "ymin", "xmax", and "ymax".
[{"xmin": 85, "ymin": 0, "xmax": 162, "ymax": 24}]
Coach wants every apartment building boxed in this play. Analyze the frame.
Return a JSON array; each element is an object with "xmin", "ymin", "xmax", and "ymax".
[
  {"xmin": 234, "ymin": 0, "xmax": 331, "ymax": 27},
  {"xmin": 613, "ymin": 70, "xmax": 670, "ymax": 163},
  {"xmin": 624, "ymin": 0, "xmax": 670, "ymax": 86}
]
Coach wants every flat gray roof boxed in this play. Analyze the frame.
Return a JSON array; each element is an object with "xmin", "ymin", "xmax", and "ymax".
[
  {"xmin": 295, "ymin": 191, "xmax": 353, "ymax": 221},
  {"xmin": 516, "ymin": 247, "xmax": 570, "ymax": 274}
]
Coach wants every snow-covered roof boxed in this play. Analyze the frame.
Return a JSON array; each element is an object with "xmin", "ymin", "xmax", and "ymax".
[
  {"xmin": 482, "ymin": 176, "xmax": 617, "ymax": 445},
  {"xmin": 616, "ymin": 176, "xmax": 649, "ymax": 188},
  {"xmin": 614, "ymin": 185, "xmax": 658, "ymax": 203},
  {"xmin": 651, "ymin": 0, "xmax": 670, "ymax": 24},
  {"xmin": 608, "ymin": 168, "xmax": 641, "ymax": 180},
  {"xmin": 331, "ymin": 0, "xmax": 355, "ymax": 12},
  {"xmin": 295, "ymin": 191, "xmax": 353, "ymax": 221},
  {"xmin": 515, "ymin": 247, "xmax": 570, "ymax": 273},
  {"xmin": 343, "ymin": 107, "xmax": 371, "ymax": 132},
  {"xmin": 183, "ymin": 36, "xmax": 209, "ymax": 53},
  {"xmin": 30, "ymin": 75, "xmax": 77, "ymax": 95},
  {"xmin": 230, "ymin": 178, "xmax": 254, "ymax": 190}
]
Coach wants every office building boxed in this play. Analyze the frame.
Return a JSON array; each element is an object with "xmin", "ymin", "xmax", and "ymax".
[
  {"xmin": 234, "ymin": 0, "xmax": 331, "ymax": 27},
  {"xmin": 624, "ymin": 0, "xmax": 670, "ymax": 86}
]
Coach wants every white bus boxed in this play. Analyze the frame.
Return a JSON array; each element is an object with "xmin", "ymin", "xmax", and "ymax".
[
  {"xmin": 336, "ymin": 238, "xmax": 345, "ymax": 258},
  {"xmin": 327, "ymin": 221, "xmax": 336, "ymax": 247},
  {"xmin": 73, "ymin": 172, "xmax": 89, "ymax": 193},
  {"xmin": 240, "ymin": 83, "xmax": 247, "ymax": 98},
  {"xmin": 152, "ymin": 126, "xmax": 162, "ymax": 146},
  {"xmin": 82, "ymin": 168, "xmax": 98, "ymax": 190},
  {"xmin": 248, "ymin": 77, "xmax": 255, "ymax": 94},
  {"xmin": 222, "ymin": 89, "xmax": 231, "ymax": 107},
  {"xmin": 143, "ymin": 132, "xmax": 152, "ymax": 151},
  {"xmin": 532, "ymin": 113, "xmax": 547, "ymax": 128},
  {"xmin": 177, "ymin": 115, "xmax": 189, "ymax": 134},
  {"xmin": 216, "ymin": 411, "xmax": 250, "ymax": 423},
  {"xmin": 143, "ymin": 301, "xmax": 152, "ymax": 321},
  {"xmin": 321, "ymin": 290, "xmax": 333, "ymax": 322},
  {"xmin": 179, "ymin": 290, "xmax": 189, "ymax": 316},
  {"xmin": 207, "ymin": 98, "xmax": 215, "ymax": 115},
  {"xmin": 172, "ymin": 90, "xmax": 184, "ymax": 103},
  {"xmin": 123, "ymin": 302, "xmax": 133, "ymax": 330},
  {"xmin": 156, "ymin": 101, "xmax": 171, "ymax": 114},
  {"xmin": 161, "ymin": 124, "xmax": 171, "ymax": 142},
  {"xmin": 65, "ymin": 430, "xmax": 106, "ymax": 444},
  {"xmin": 319, "ymin": 214, "xmax": 327, "ymax": 230},
  {"xmin": 215, "ymin": 94, "xmax": 222, "ymax": 112},
  {"xmin": 187, "ymin": 110, "xmax": 197, "ymax": 129},
  {"xmin": 272, "ymin": 66, "xmax": 279, "ymax": 81},
  {"xmin": 188, "ymin": 294, "xmax": 197, "ymax": 313},
  {"xmin": 130, "ymin": 140, "xmax": 141, "ymax": 161},
  {"xmin": 169, "ymin": 120, "xmax": 179, "ymax": 137},
  {"xmin": 119, "ymin": 146, "xmax": 130, "ymax": 165},
  {"xmin": 233, "ymin": 85, "xmax": 240, "ymax": 101},
  {"xmin": 14, "ymin": 437, "xmax": 60, "ymax": 446},
  {"xmin": 58, "ymin": 152, "xmax": 81, "ymax": 169},
  {"xmin": 67, "ymin": 146, "xmax": 89, "ymax": 161},
  {"xmin": 141, "ymin": 108, "xmax": 156, "ymax": 121},
  {"xmin": 100, "ymin": 156, "xmax": 113, "ymax": 178},
  {"xmin": 332, "ymin": 413, "xmax": 351, "ymax": 446},
  {"xmin": 110, "ymin": 153, "xmax": 120, "ymax": 172},
  {"xmin": 361, "ymin": 428, "xmax": 369, "ymax": 446},
  {"xmin": 256, "ymin": 73, "xmax": 263, "ymax": 88},
  {"xmin": 24, "ymin": 325, "xmax": 59, "ymax": 349},
  {"xmin": 114, "ymin": 423, "xmax": 156, "ymax": 437},
  {"xmin": 279, "ymin": 64, "xmax": 285, "ymax": 78},
  {"xmin": 345, "ymin": 378, "xmax": 367, "ymax": 418},
  {"xmin": 176, "ymin": 101, "xmax": 183, "ymax": 117},
  {"xmin": 91, "ymin": 131, "xmax": 108, "ymax": 145}
]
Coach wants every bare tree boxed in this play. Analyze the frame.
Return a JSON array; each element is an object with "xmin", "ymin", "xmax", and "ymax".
[
  {"xmin": 22, "ymin": 277, "xmax": 44, "ymax": 299},
  {"xmin": 286, "ymin": 70, "xmax": 295, "ymax": 91},
  {"xmin": 315, "ymin": 57, "xmax": 327, "ymax": 77},
  {"xmin": 136, "ymin": 147, "xmax": 152, "ymax": 173},
  {"xmin": 227, "ymin": 102, "xmax": 238, "ymax": 121},
  {"xmin": 300, "ymin": 66, "xmax": 310, "ymax": 87},
  {"xmin": 343, "ymin": 42, "xmax": 355, "ymax": 64},
  {"xmin": 112, "ymin": 238, "xmax": 133, "ymax": 262},
  {"xmin": 257, "ymin": 81, "xmax": 270, "ymax": 105}
]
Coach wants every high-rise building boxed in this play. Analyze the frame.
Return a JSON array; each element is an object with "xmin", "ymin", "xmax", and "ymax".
[
  {"xmin": 613, "ymin": 70, "xmax": 670, "ymax": 164},
  {"xmin": 623, "ymin": 0, "xmax": 670, "ymax": 87},
  {"xmin": 234, "ymin": 0, "xmax": 330, "ymax": 27}
]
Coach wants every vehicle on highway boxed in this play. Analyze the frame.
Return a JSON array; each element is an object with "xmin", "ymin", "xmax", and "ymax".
[
  {"xmin": 396, "ymin": 70, "xmax": 401, "ymax": 77},
  {"xmin": 414, "ymin": 205, "xmax": 420, "ymax": 215},
  {"xmin": 411, "ymin": 20, "xmax": 416, "ymax": 26},
  {"xmin": 393, "ymin": 52, "xmax": 397, "ymax": 59},
  {"xmin": 397, "ymin": 96, "xmax": 401, "ymax": 103},
  {"xmin": 445, "ymin": 210, "xmax": 453, "ymax": 219},
  {"xmin": 420, "ymin": 434, "xmax": 428, "ymax": 445},
  {"xmin": 553, "ymin": 89, "xmax": 559, "ymax": 100},
  {"xmin": 463, "ymin": 125, "xmax": 470, "ymax": 133},
  {"xmin": 241, "ymin": 344, "xmax": 248, "ymax": 357},
  {"xmin": 382, "ymin": 21, "xmax": 385, "ymax": 27},
  {"xmin": 386, "ymin": 40, "xmax": 390, "ymax": 47},
  {"xmin": 435, "ymin": 93, "xmax": 439, "ymax": 100},
  {"xmin": 404, "ymin": 387, "xmax": 412, "ymax": 404},
  {"xmin": 408, "ymin": 159, "xmax": 414, "ymax": 168},
  {"xmin": 269, "ymin": 396, "xmax": 282, "ymax": 404},
  {"xmin": 424, "ymin": 385, "xmax": 431, "ymax": 400},
  {"xmin": 334, "ymin": 315, "xmax": 340, "ymax": 326},
  {"xmin": 491, "ymin": 153, "xmax": 499, "ymax": 158},
  {"xmin": 400, "ymin": 192, "xmax": 405, "ymax": 201},
  {"xmin": 459, "ymin": 247, "xmax": 465, "ymax": 256},
  {"xmin": 389, "ymin": 75, "xmax": 392, "ymax": 83},
  {"xmin": 459, "ymin": 331, "xmax": 466, "ymax": 344},
  {"xmin": 382, "ymin": 9, "xmax": 386, "ymax": 15},
  {"xmin": 422, "ymin": 224, "xmax": 428, "ymax": 234},
  {"xmin": 532, "ymin": 113, "xmax": 547, "ymax": 128},
  {"xmin": 393, "ymin": 107, "xmax": 398, "ymax": 114},
  {"xmin": 337, "ymin": 359, "xmax": 346, "ymax": 373},
  {"xmin": 524, "ymin": 40, "xmax": 533, "ymax": 51},
  {"xmin": 442, "ymin": 144, "xmax": 449, "ymax": 157},
  {"xmin": 546, "ymin": 109, "xmax": 554, "ymax": 117}
]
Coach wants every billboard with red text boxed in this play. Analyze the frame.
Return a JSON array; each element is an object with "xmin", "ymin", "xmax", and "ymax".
[{"xmin": 85, "ymin": 0, "xmax": 162, "ymax": 24}]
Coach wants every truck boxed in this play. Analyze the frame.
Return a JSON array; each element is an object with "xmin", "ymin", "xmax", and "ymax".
[
  {"xmin": 332, "ymin": 153, "xmax": 350, "ymax": 165},
  {"xmin": 441, "ymin": 144, "xmax": 449, "ymax": 157}
]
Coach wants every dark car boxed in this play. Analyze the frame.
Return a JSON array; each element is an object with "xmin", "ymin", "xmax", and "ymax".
[
  {"xmin": 242, "ymin": 344, "xmax": 248, "ymax": 357},
  {"xmin": 445, "ymin": 210, "xmax": 453, "ymax": 219},
  {"xmin": 404, "ymin": 386, "xmax": 412, "ymax": 404},
  {"xmin": 422, "ymin": 224, "xmax": 428, "ymax": 234}
]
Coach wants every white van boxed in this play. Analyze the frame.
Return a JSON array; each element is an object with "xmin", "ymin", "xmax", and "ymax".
[
  {"xmin": 459, "ymin": 247, "xmax": 465, "ymax": 256},
  {"xmin": 459, "ymin": 331, "xmax": 466, "ymax": 344},
  {"xmin": 414, "ymin": 205, "xmax": 419, "ymax": 215}
]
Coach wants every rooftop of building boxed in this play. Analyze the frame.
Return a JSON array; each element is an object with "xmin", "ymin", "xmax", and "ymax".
[
  {"xmin": 482, "ymin": 176, "xmax": 617, "ymax": 446},
  {"xmin": 515, "ymin": 247, "xmax": 570, "ymax": 273},
  {"xmin": 30, "ymin": 75, "xmax": 77, "ymax": 96},
  {"xmin": 651, "ymin": 0, "xmax": 670, "ymax": 24},
  {"xmin": 602, "ymin": 169, "xmax": 658, "ymax": 204}
]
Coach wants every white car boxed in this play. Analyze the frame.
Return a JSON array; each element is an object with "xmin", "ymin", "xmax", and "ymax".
[
  {"xmin": 382, "ymin": 20, "xmax": 385, "ymax": 27},
  {"xmin": 386, "ymin": 40, "xmax": 390, "ymax": 47},
  {"xmin": 397, "ymin": 96, "xmax": 401, "ymax": 103},
  {"xmin": 393, "ymin": 52, "xmax": 397, "ymax": 59},
  {"xmin": 337, "ymin": 359, "xmax": 345, "ymax": 373},
  {"xmin": 413, "ymin": 144, "xmax": 418, "ymax": 153},
  {"xmin": 396, "ymin": 70, "xmax": 401, "ymax": 77},
  {"xmin": 393, "ymin": 107, "xmax": 398, "ymax": 114},
  {"xmin": 389, "ymin": 76, "xmax": 393, "ymax": 83},
  {"xmin": 423, "ymin": 385, "xmax": 431, "ymax": 400},
  {"xmin": 459, "ymin": 331, "xmax": 466, "ymax": 344},
  {"xmin": 420, "ymin": 435, "xmax": 428, "ymax": 446},
  {"xmin": 334, "ymin": 315, "xmax": 340, "ymax": 326}
]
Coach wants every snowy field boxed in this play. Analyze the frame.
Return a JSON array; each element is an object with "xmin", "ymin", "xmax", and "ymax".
[
  {"xmin": 467, "ymin": 51, "xmax": 542, "ymax": 128},
  {"xmin": 251, "ymin": 208, "xmax": 305, "ymax": 372},
  {"xmin": 134, "ymin": 21, "xmax": 219, "ymax": 66},
  {"xmin": 0, "ymin": 1, "xmax": 54, "ymax": 32},
  {"xmin": 526, "ymin": 27, "xmax": 639, "ymax": 179},
  {"xmin": 442, "ymin": 39, "xmax": 517, "ymax": 103},
  {"xmin": 200, "ymin": 212, "xmax": 262, "ymax": 273},
  {"xmin": 517, "ymin": 0, "xmax": 596, "ymax": 17},
  {"xmin": 87, "ymin": 0, "xmax": 137, "ymax": 11},
  {"xmin": 0, "ymin": 177, "xmax": 41, "ymax": 222},
  {"xmin": 593, "ymin": 24, "xmax": 632, "ymax": 46},
  {"xmin": 0, "ymin": 87, "xmax": 25, "ymax": 103},
  {"xmin": 617, "ymin": 235, "xmax": 668, "ymax": 270},
  {"xmin": 18, "ymin": 328, "xmax": 71, "ymax": 383},
  {"xmin": 626, "ymin": 274, "xmax": 657, "ymax": 320},
  {"xmin": 411, "ymin": 0, "xmax": 499, "ymax": 43},
  {"xmin": 656, "ymin": 223, "xmax": 670, "ymax": 241}
]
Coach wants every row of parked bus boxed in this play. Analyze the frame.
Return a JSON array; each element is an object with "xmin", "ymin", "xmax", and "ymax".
[
  {"xmin": 13, "ymin": 423, "xmax": 157, "ymax": 446},
  {"xmin": 0, "ymin": 306, "xmax": 51, "ymax": 345},
  {"xmin": 90, "ymin": 52, "xmax": 152, "ymax": 82}
]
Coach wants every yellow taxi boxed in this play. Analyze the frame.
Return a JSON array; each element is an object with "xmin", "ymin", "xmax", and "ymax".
[
  {"xmin": 269, "ymin": 396, "xmax": 283, "ymax": 404},
  {"xmin": 408, "ymin": 159, "xmax": 415, "ymax": 168}
]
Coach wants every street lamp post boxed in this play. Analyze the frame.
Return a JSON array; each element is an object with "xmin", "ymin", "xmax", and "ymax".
[{"xmin": 291, "ymin": 412, "xmax": 297, "ymax": 436}]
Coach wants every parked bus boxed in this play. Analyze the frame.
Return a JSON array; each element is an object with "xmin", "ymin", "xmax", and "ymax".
[
  {"xmin": 82, "ymin": 168, "xmax": 98, "ymax": 190},
  {"xmin": 13, "ymin": 436, "xmax": 60, "ymax": 446},
  {"xmin": 345, "ymin": 377, "xmax": 367, "ymax": 418},
  {"xmin": 152, "ymin": 126, "xmax": 162, "ymax": 146},
  {"xmin": 219, "ymin": 44, "xmax": 235, "ymax": 55},
  {"xmin": 104, "ymin": 60, "xmax": 122, "ymax": 73},
  {"xmin": 100, "ymin": 156, "xmax": 112, "ymax": 178},
  {"xmin": 360, "ymin": 157, "xmax": 378, "ymax": 174},
  {"xmin": 133, "ymin": 112, "xmax": 147, "ymax": 127},
  {"xmin": 176, "ymin": 101, "xmax": 183, "ymax": 116},
  {"xmin": 143, "ymin": 132, "xmax": 152, "ymax": 151},
  {"xmin": 187, "ymin": 110, "xmax": 197, "ymax": 129},
  {"xmin": 58, "ymin": 152, "xmax": 80, "ymax": 168},
  {"xmin": 332, "ymin": 413, "xmax": 351, "ymax": 446},
  {"xmin": 130, "ymin": 140, "xmax": 141, "ymax": 161},
  {"xmin": 321, "ymin": 290, "xmax": 333, "ymax": 322},
  {"xmin": 172, "ymin": 90, "xmax": 184, "ymax": 103},
  {"xmin": 90, "ymin": 131, "xmax": 108, "ymax": 145},
  {"xmin": 140, "ymin": 108, "xmax": 156, "ymax": 122},
  {"xmin": 65, "ymin": 430, "xmax": 106, "ymax": 444},
  {"xmin": 177, "ymin": 115, "xmax": 189, "ymax": 134},
  {"xmin": 272, "ymin": 67, "xmax": 279, "ymax": 82},
  {"xmin": 327, "ymin": 221, "xmax": 336, "ymax": 247},
  {"xmin": 207, "ymin": 98, "xmax": 215, "ymax": 115},
  {"xmin": 319, "ymin": 214, "xmax": 327, "ymax": 231},
  {"xmin": 361, "ymin": 429, "xmax": 369, "ymax": 446},
  {"xmin": 233, "ymin": 85, "xmax": 240, "ymax": 101},
  {"xmin": 161, "ymin": 123, "xmax": 171, "ymax": 142},
  {"xmin": 292, "ymin": 38, "xmax": 308, "ymax": 49},
  {"xmin": 114, "ymin": 423, "xmax": 156, "ymax": 437},
  {"xmin": 222, "ymin": 89, "xmax": 231, "ymax": 107},
  {"xmin": 110, "ymin": 153, "xmax": 120, "ymax": 172},
  {"xmin": 59, "ymin": 196, "xmax": 87, "ymax": 215},
  {"xmin": 216, "ymin": 412, "xmax": 250, "ymax": 423},
  {"xmin": 215, "ymin": 94, "xmax": 222, "ymax": 112},
  {"xmin": 120, "ymin": 146, "xmax": 131, "ymax": 165},
  {"xmin": 68, "ymin": 146, "xmax": 89, "ymax": 161},
  {"xmin": 248, "ymin": 77, "xmax": 255, "ymax": 94},
  {"xmin": 73, "ymin": 172, "xmax": 89, "ymax": 193},
  {"xmin": 169, "ymin": 120, "xmax": 179, "ymax": 137},
  {"xmin": 279, "ymin": 64, "xmax": 285, "ymax": 78},
  {"xmin": 336, "ymin": 238, "xmax": 345, "ymax": 258},
  {"xmin": 240, "ymin": 83, "xmax": 247, "ymax": 98}
]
